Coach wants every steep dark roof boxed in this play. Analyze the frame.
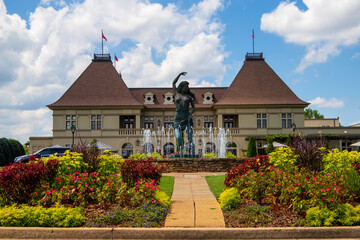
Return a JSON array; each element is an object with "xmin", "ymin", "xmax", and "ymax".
[
  {"xmin": 216, "ymin": 57, "xmax": 309, "ymax": 106},
  {"xmin": 48, "ymin": 61, "xmax": 142, "ymax": 108},
  {"xmin": 129, "ymin": 87, "xmax": 227, "ymax": 108}
]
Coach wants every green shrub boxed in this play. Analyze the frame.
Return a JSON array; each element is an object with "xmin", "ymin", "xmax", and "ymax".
[
  {"xmin": 218, "ymin": 188, "xmax": 241, "ymax": 210},
  {"xmin": 97, "ymin": 151, "xmax": 124, "ymax": 176},
  {"xmin": 2, "ymin": 138, "xmax": 16, "ymax": 164},
  {"xmin": 265, "ymin": 136, "xmax": 275, "ymax": 154},
  {"xmin": 128, "ymin": 152, "xmax": 163, "ymax": 159},
  {"xmin": 0, "ymin": 204, "xmax": 85, "ymax": 227},
  {"xmin": 42, "ymin": 151, "xmax": 89, "ymax": 178},
  {"xmin": 0, "ymin": 139, "xmax": 11, "ymax": 166},
  {"xmin": 322, "ymin": 149, "xmax": 360, "ymax": 173},
  {"xmin": 155, "ymin": 190, "xmax": 171, "ymax": 208},
  {"xmin": 306, "ymin": 207, "xmax": 336, "ymax": 226},
  {"xmin": 86, "ymin": 202, "xmax": 170, "ymax": 228},
  {"xmin": 246, "ymin": 136, "xmax": 257, "ymax": 158},
  {"xmin": 0, "ymin": 143, "xmax": 5, "ymax": 166},
  {"xmin": 306, "ymin": 204, "xmax": 360, "ymax": 227},
  {"xmin": 225, "ymin": 152, "xmax": 236, "ymax": 158},
  {"xmin": 269, "ymin": 147, "xmax": 298, "ymax": 169}
]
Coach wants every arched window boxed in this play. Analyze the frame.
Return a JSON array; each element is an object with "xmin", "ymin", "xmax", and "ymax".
[
  {"xmin": 142, "ymin": 143, "xmax": 154, "ymax": 154},
  {"xmin": 226, "ymin": 141, "xmax": 237, "ymax": 156},
  {"xmin": 163, "ymin": 142, "xmax": 175, "ymax": 155},
  {"xmin": 206, "ymin": 142, "xmax": 216, "ymax": 153},
  {"xmin": 122, "ymin": 143, "xmax": 133, "ymax": 158}
]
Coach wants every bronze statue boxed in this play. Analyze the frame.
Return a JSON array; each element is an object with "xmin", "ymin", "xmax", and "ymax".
[{"xmin": 172, "ymin": 72, "xmax": 195, "ymax": 154}]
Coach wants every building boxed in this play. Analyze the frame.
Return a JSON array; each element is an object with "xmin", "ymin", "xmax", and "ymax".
[{"xmin": 29, "ymin": 53, "xmax": 360, "ymax": 156}]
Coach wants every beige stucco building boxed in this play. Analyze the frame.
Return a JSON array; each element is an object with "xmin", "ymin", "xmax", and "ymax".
[{"xmin": 29, "ymin": 53, "xmax": 360, "ymax": 156}]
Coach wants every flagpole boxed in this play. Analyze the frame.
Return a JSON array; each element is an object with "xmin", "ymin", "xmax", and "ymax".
[
  {"xmin": 101, "ymin": 29, "xmax": 103, "ymax": 55},
  {"xmin": 114, "ymin": 54, "xmax": 116, "ymax": 69},
  {"xmin": 252, "ymin": 29, "xmax": 254, "ymax": 54}
]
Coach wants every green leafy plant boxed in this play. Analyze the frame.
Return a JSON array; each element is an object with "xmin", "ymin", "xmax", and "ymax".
[
  {"xmin": 97, "ymin": 152, "xmax": 124, "ymax": 176},
  {"xmin": 218, "ymin": 187, "xmax": 241, "ymax": 210},
  {"xmin": 154, "ymin": 190, "xmax": 171, "ymax": 208},
  {"xmin": 306, "ymin": 206, "xmax": 336, "ymax": 226},
  {"xmin": 269, "ymin": 147, "xmax": 298, "ymax": 169},
  {"xmin": 0, "ymin": 204, "xmax": 85, "ymax": 227},
  {"xmin": 306, "ymin": 204, "xmax": 360, "ymax": 226},
  {"xmin": 266, "ymin": 136, "xmax": 275, "ymax": 154},
  {"xmin": 322, "ymin": 149, "xmax": 360, "ymax": 173}
]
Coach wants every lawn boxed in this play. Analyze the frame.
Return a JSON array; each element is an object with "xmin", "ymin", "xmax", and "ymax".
[
  {"xmin": 159, "ymin": 176, "xmax": 174, "ymax": 197},
  {"xmin": 205, "ymin": 175, "xmax": 226, "ymax": 199}
]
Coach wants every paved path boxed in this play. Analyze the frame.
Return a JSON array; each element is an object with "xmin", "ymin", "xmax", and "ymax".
[{"xmin": 163, "ymin": 172, "xmax": 226, "ymax": 228}]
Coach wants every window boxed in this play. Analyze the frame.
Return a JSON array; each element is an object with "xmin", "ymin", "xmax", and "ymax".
[
  {"xmin": 257, "ymin": 114, "xmax": 267, "ymax": 128},
  {"xmin": 164, "ymin": 116, "xmax": 174, "ymax": 128},
  {"xmin": 204, "ymin": 116, "xmax": 214, "ymax": 128},
  {"xmin": 226, "ymin": 142, "xmax": 237, "ymax": 156},
  {"xmin": 144, "ymin": 116, "xmax": 154, "ymax": 129},
  {"xmin": 281, "ymin": 113, "xmax": 292, "ymax": 128},
  {"xmin": 66, "ymin": 115, "xmax": 76, "ymax": 130},
  {"xmin": 120, "ymin": 116, "xmax": 135, "ymax": 129},
  {"xmin": 91, "ymin": 115, "xmax": 102, "ymax": 130},
  {"xmin": 122, "ymin": 143, "xmax": 133, "ymax": 158},
  {"xmin": 224, "ymin": 115, "xmax": 237, "ymax": 128}
]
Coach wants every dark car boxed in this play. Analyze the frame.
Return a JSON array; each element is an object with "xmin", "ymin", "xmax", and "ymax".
[{"xmin": 14, "ymin": 146, "xmax": 70, "ymax": 163}]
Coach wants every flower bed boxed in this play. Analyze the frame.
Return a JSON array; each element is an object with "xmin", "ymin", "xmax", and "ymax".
[
  {"xmin": 222, "ymin": 140, "xmax": 360, "ymax": 227},
  {"xmin": 0, "ymin": 150, "xmax": 170, "ymax": 228}
]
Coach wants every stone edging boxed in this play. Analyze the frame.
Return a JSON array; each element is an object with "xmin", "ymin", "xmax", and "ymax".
[{"xmin": 1, "ymin": 227, "xmax": 359, "ymax": 239}]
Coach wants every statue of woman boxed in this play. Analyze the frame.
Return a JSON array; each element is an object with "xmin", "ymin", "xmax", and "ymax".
[{"xmin": 172, "ymin": 72, "xmax": 195, "ymax": 154}]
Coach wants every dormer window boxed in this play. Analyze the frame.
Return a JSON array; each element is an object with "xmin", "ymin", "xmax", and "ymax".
[
  {"xmin": 144, "ymin": 92, "xmax": 155, "ymax": 104},
  {"xmin": 163, "ymin": 92, "xmax": 174, "ymax": 104},
  {"xmin": 202, "ymin": 91, "xmax": 213, "ymax": 104}
]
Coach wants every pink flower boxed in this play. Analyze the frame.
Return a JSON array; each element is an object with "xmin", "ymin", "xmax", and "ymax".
[
  {"xmin": 321, "ymin": 189, "xmax": 325, "ymax": 192},
  {"xmin": 334, "ymin": 186, "xmax": 339, "ymax": 191},
  {"xmin": 90, "ymin": 188, "xmax": 93, "ymax": 191},
  {"xmin": 326, "ymin": 188, "xmax": 330, "ymax": 192}
]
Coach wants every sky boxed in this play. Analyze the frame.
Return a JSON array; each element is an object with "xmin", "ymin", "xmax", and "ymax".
[{"xmin": 1, "ymin": 0, "xmax": 360, "ymax": 143}]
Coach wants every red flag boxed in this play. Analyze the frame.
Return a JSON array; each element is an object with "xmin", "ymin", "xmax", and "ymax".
[
  {"xmin": 115, "ymin": 55, "xmax": 118, "ymax": 61},
  {"xmin": 252, "ymin": 30, "xmax": 254, "ymax": 39},
  {"xmin": 102, "ymin": 32, "xmax": 107, "ymax": 41}
]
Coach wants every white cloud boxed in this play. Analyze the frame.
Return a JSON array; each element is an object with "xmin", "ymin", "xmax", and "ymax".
[
  {"xmin": 260, "ymin": 0, "xmax": 360, "ymax": 72},
  {"xmin": 0, "ymin": 108, "xmax": 52, "ymax": 143},
  {"xmin": 308, "ymin": 97, "xmax": 345, "ymax": 108},
  {"xmin": 0, "ymin": 0, "xmax": 227, "ymax": 142}
]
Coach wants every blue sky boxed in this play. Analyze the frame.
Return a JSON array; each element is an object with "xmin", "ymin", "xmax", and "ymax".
[{"xmin": 1, "ymin": 0, "xmax": 360, "ymax": 143}]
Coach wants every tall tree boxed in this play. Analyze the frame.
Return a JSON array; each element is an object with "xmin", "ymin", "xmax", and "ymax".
[
  {"xmin": 247, "ymin": 136, "xmax": 257, "ymax": 158},
  {"xmin": 0, "ymin": 144, "xmax": 5, "ymax": 166},
  {"xmin": 3, "ymin": 138, "xmax": 16, "ymax": 163},
  {"xmin": 0, "ymin": 138, "xmax": 11, "ymax": 165},
  {"xmin": 304, "ymin": 108, "xmax": 324, "ymax": 119}
]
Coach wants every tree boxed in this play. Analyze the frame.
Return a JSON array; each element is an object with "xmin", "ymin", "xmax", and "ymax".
[
  {"xmin": 0, "ymin": 144, "xmax": 5, "ymax": 166},
  {"xmin": 0, "ymin": 138, "xmax": 11, "ymax": 165},
  {"xmin": 10, "ymin": 139, "xmax": 24, "ymax": 157},
  {"xmin": 3, "ymin": 138, "xmax": 16, "ymax": 163},
  {"xmin": 304, "ymin": 108, "xmax": 324, "ymax": 119},
  {"xmin": 266, "ymin": 136, "xmax": 275, "ymax": 154},
  {"xmin": 246, "ymin": 136, "xmax": 257, "ymax": 158}
]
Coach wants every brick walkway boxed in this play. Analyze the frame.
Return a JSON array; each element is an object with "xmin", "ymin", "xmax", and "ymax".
[{"xmin": 163, "ymin": 172, "xmax": 226, "ymax": 228}]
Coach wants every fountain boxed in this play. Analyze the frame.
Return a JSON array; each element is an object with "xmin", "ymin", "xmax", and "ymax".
[{"xmin": 141, "ymin": 126, "xmax": 232, "ymax": 158}]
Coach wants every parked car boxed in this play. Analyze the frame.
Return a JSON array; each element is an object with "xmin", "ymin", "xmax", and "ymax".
[{"xmin": 14, "ymin": 146, "xmax": 70, "ymax": 163}]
